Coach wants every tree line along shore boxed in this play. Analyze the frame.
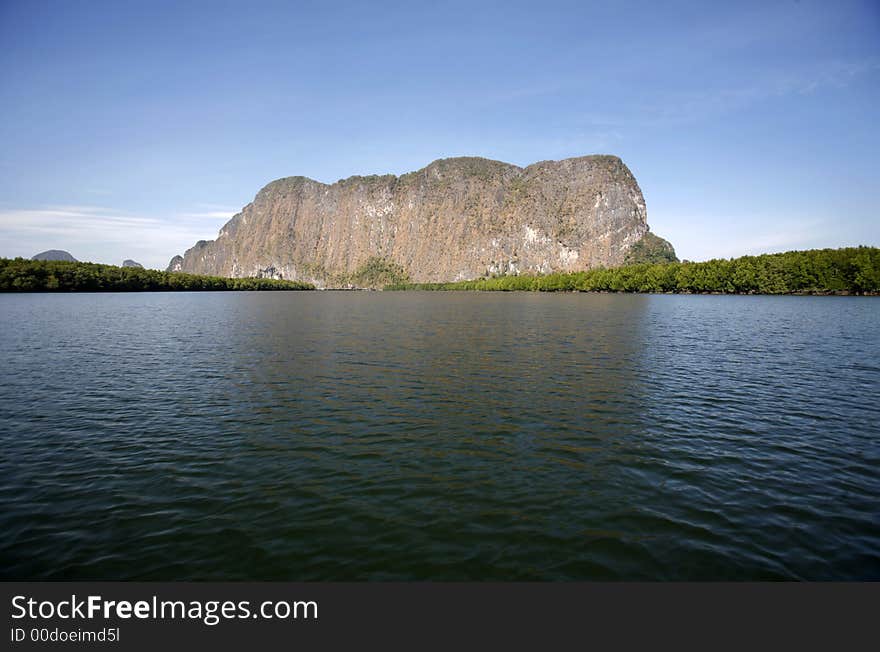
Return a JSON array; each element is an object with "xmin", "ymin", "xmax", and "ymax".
[
  {"xmin": 0, "ymin": 258, "xmax": 314, "ymax": 292},
  {"xmin": 385, "ymin": 247, "xmax": 880, "ymax": 295},
  {"xmin": 1, "ymin": 247, "xmax": 877, "ymax": 294}
]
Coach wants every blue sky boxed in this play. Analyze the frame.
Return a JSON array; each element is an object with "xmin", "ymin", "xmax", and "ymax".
[{"xmin": 0, "ymin": 0, "xmax": 877, "ymax": 269}]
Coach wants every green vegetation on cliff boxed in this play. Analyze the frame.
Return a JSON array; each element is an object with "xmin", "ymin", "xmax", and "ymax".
[
  {"xmin": 386, "ymin": 247, "xmax": 880, "ymax": 295},
  {"xmin": 0, "ymin": 258, "xmax": 315, "ymax": 292},
  {"xmin": 336, "ymin": 256, "xmax": 410, "ymax": 289},
  {"xmin": 624, "ymin": 232, "xmax": 678, "ymax": 265}
]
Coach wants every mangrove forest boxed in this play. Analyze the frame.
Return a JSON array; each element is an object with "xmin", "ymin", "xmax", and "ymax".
[
  {"xmin": 386, "ymin": 247, "xmax": 880, "ymax": 295},
  {"xmin": 0, "ymin": 258, "xmax": 315, "ymax": 292}
]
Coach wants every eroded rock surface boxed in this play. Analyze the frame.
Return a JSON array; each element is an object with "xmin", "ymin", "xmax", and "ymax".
[{"xmin": 168, "ymin": 155, "xmax": 673, "ymax": 287}]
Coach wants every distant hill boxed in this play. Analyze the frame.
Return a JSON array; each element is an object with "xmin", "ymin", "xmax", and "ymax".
[
  {"xmin": 122, "ymin": 259, "xmax": 144, "ymax": 268},
  {"xmin": 32, "ymin": 250, "xmax": 77, "ymax": 262}
]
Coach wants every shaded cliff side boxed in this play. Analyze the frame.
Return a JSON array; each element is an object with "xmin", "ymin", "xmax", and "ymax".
[
  {"xmin": 168, "ymin": 155, "xmax": 674, "ymax": 287},
  {"xmin": 32, "ymin": 250, "xmax": 77, "ymax": 262}
]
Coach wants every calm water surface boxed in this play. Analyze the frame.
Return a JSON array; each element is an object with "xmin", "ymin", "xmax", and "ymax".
[{"xmin": 0, "ymin": 292, "xmax": 878, "ymax": 580}]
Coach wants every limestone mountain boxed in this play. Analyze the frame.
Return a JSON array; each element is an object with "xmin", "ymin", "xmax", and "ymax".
[
  {"xmin": 122, "ymin": 259, "xmax": 144, "ymax": 268},
  {"xmin": 168, "ymin": 155, "xmax": 675, "ymax": 288},
  {"xmin": 32, "ymin": 250, "xmax": 77, "ymax": 262}
]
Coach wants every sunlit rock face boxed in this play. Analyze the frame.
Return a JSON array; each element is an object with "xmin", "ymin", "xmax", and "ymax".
[
  {"xmin": 167, "ymin": 256, "xmax": 183, "ymax": 272},
  {"xmin": 168, "ymin": 155, "xmax": 671, "ymax": 287}
]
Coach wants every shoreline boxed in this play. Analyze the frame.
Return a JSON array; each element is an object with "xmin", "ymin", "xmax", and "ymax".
[
  {"xmin": 2, "ymin": 288, "xmax": 877, "ymax": 296},
  {"xmin": 383, "ymin": 289, "xmax": 880, "ymax": 296}
]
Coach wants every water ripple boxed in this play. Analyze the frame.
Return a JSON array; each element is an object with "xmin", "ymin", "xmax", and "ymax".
[{"xmin": 0, "ymin": 292, "xmax": 878, "ymax": 579}]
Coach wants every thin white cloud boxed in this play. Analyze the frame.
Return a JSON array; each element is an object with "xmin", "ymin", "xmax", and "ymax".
[
  {"xmin": 0, "ymin": 205, "xmax": 229, "ymax": 270},
  {"xmin": 194, "ymin": 202, "xmax": 240, "ymax": 211},
  {"xmin": 636, "ymin": 57, "xmax": 880, "ymax": 127},
  {"xmin": 44, "ymin": 205, "xmax": 121, "ymax": 215},
  {"xmin": 180, "ymin": 211, "xmax": 238, "ymax": 219}
]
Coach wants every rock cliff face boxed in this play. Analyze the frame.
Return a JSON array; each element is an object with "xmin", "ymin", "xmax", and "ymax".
[{"xmin": 168, "ymin": 155, "xmax": 673, "ymax": 287}]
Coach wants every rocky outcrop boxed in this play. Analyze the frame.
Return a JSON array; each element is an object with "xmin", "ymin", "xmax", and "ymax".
[
  {"xmin": 623, "ymin": 232, "xmax": 678, "ymax": 265},
  {"xmin": 32, "ymin": 250, "xmax": 77, "ymax": 262},
  {"xmin": 167, "ymin": 255, "xmax": 184, "ymax": 272},
  {"xmin": 122, "ymin": 259, "xmax": 144, "ymax": 268},
  {"xmin": 168, "ymin": 155, "xmax": 673, "ymax": 287}
]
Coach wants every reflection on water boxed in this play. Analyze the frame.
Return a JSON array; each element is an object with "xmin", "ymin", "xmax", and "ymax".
[{"xmin": 0, "ymin": 292, "xmax": 877, "ymax": 579}]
